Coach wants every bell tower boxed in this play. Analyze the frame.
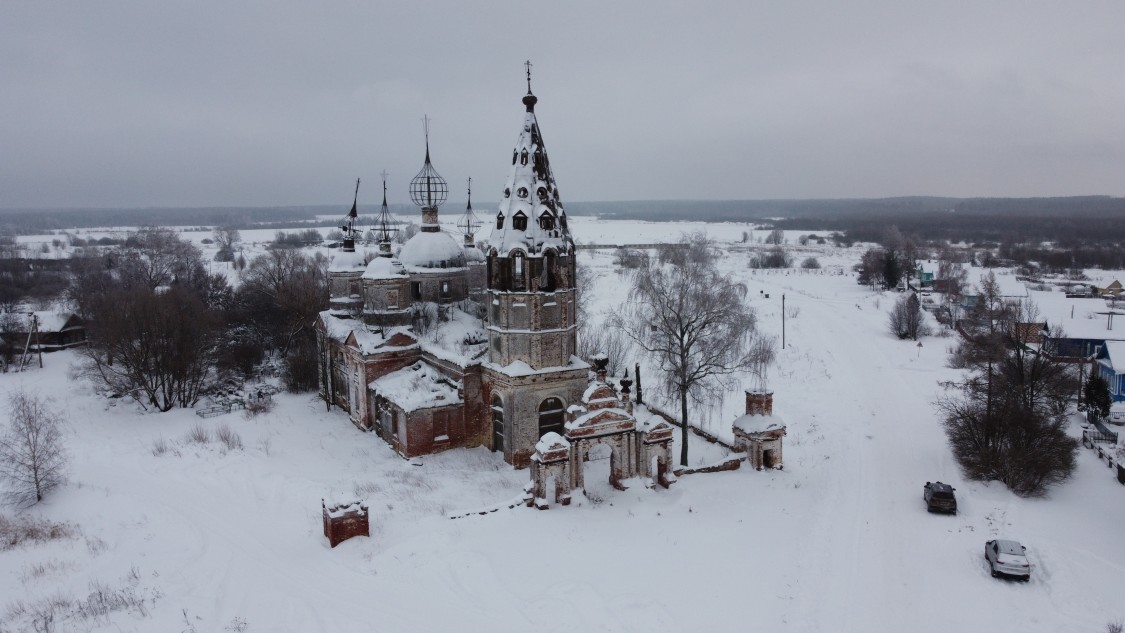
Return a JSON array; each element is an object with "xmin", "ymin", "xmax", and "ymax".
[{"xmin": 484, "ymin": 64, "xmax": 587, "ymax": 468}]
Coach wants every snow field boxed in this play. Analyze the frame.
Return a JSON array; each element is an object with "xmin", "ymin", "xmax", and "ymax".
[{"xmin": 1, "ymin": 221, "xmax": 1124, "ymax": 632}]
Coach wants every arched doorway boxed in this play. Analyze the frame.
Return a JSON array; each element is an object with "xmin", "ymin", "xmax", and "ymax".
[
  {"xmin": 582, "ymin": 442, "xmax": 615, "ymax": 501},
  {"xmin": 538, "ymin": 397, "xmax": 564, "ymax": 438}
]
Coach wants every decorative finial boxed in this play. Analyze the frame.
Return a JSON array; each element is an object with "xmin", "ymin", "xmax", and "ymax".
[
  {"xmin": 521, "ymin": 62, "xmax": 538, "ymax": 112},
  {"xmin": 467, "ymin": 177, "xmax": 472, "ymax": 209},
  {"xmin": 422, "ymin": 115, "xmax": 432, "ymax": 163}
]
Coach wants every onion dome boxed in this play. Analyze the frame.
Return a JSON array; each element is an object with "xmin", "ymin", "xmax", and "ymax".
[
  {"xmin": 362, "ymin": 255, "xmax": 407, "ymax": 280},
  {"xmin": 328, "ymin": 248, "xmax": 367, "ymax": 273},
  {"xmin": 399, "ymin": 231, "xmax": 467, "ymax": 270}
]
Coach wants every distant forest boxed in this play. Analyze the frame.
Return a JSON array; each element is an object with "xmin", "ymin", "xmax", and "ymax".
[{"xmin": 5, "ymin": 195, "xmax": 1125, "ymax": 251}]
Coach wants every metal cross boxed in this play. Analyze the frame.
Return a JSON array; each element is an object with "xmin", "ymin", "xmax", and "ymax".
[{"xmin": 525, "ymin": 60, "xmax": 533, "ymax": 93}]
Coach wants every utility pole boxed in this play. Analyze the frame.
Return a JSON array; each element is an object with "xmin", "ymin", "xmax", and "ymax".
[{"xmin": 782, "ymin": 294, "xmax": 786, "ymax": 349}]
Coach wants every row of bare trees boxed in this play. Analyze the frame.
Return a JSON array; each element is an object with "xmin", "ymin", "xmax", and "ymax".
[{"xmin": 69, "ymin": 228, "xmax": 327, "ymax": 411}]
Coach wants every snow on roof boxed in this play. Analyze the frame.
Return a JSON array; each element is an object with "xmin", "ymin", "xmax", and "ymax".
[
  {"xmin": 535, "ymin": 432, "xmax": 570, "ymax": 454},
  {"xmin": 362, "ymin": 256, "xmax": 407, "ymax": 280},
  {"xmin": 417, "ymin": 307, "xmax": 488, "ymax": 366},
  {"xmin": 1032, "ymin": 289, "xmax": 1125, "ymax": 341},
  {"xmin": 485, "ymin": 355, "xmax": 590, "ymax": 377},
  {"xmin": 565, "ymin": 407, "xmax": 634, "ymax": 430},
  {"xmin": 970, "ymin": 271, "xmax": 1027, "ymax": 298},
  {"xmin": 463, "ymin": 244, "xmax": 486, "ymax": 262},
  {"xmin": 398, "ymin": 230, "xmax": 466, "ymax": 270},
  {"xmin": 1102, "ymin": 341, "xmax": 1125, "ymax": 368},
  {"xmin": 328, "ymin": 248, "xmax": 367, "ymax": 273},
  {"xmin": 918, "ymin": 261, "xmax": 939, "ymax": 275},
  {"xmin": 369, "ymin": 362, "xmax": 462, "ymax": 413},
  {"xmin": 28, "ymin": 311, "xmax": 77, "ymax": 333},
  {"xmin": 733, "ymin": 413, "xmax": 786, "ymax": 434},
  {"xmin": 489, "ymin": 91, "xmax": 574, "ymax": 257},
  {"xmin": 319, "ymin": 312, "xmax": 416, "ymax": 355}
]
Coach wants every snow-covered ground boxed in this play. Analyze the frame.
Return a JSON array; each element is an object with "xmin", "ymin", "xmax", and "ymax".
[{"xmin": 3, "ymin": 220, "xmax": 1125, "ymax": 632}]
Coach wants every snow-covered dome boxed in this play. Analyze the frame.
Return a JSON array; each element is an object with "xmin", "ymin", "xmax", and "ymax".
[
  {"xmin": 398, "ymin": 231, "xmax": 467, "ymax": 270},
  {"xmin": 328, "ymin": 248, "xmax": 366, "ymax": 273},
  {"xmin": 362, "ymin": 256, "xmax": 407, "ymax": 280},
  {"xmin": 463, "ymin": 244, "xmax": 486, "ymax": 263}
]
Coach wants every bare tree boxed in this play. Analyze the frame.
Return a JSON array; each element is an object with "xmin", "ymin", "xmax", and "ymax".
[
  {"xmin": 0, "ymin": 392, "xmax": 68, "ymax": 507},
  {"xmin": 80, "ymin": 285, "xmax": 219, "ymax": 411},
  {"xmin": 888, "ymin": 293, "xmax": 930, "ymax": 340},
  {"xmin": 612, "ymin": 234, "xmax": 766, "ymax": 466},
  {"xmin": 937, "ymin": 303, "xmax": 1078, "ymax": 497},
  {"xmin": 764, "ymin": 229, "xmax": 785, "ymax": 245}
]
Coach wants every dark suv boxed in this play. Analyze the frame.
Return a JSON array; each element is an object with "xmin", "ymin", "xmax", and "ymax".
[{"xmin": 923, "ymin": 481, "xmax": 957, "ymax": 514}]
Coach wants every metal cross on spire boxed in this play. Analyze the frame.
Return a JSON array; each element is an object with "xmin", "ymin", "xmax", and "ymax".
[
  {"xmin": 422, "ymin": 115, "xmax": 432, "ymax": 161},
  {"xmin": 524, "ymin": 60, "xmax": 533, "ymax": 94}
]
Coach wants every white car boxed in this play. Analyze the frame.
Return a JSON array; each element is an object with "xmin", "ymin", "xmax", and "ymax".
[{"xmin": 985, "ymin": 539, "xmax": 1031, "ymax": 581}]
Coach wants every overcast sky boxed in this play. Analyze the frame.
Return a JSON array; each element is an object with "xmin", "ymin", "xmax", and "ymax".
[{"xmin": 3, "ymin": 2, "xmax": 1125, "ymax": 208}]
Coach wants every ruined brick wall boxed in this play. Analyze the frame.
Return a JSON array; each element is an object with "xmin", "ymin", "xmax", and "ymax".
[
  {"xmin": 323, "ymin": 503, "xmax": 370, "ymax": 548},
  {"xmin": 408, "ymin": 269, "xmax": 469, "ymax": 304},
  {"xmin": 745, "ymin": 391, "xmax": 774, "ymax": 416}
]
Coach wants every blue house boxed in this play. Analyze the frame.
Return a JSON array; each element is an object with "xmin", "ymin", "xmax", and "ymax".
[{"xmin": 1096, "ymin": 342, "xmax": 1125, "ymax": 402}]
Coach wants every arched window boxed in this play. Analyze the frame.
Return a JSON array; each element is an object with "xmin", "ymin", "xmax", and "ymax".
[
  {"xmin": 539, "ymin": 213, "xmax": 554, "ymax": 231},
  {"xmin": 520, "ymin": 149, "xmax": 529, "ymax": 166},
  {"xmin": 491, "ymin": 394, "xmax": 504, "ymax": 452},
  {"xmin": 512, "ymin": 150, "xmax": 517, "ymax": 165},
  {"xmin": 537, "ymin": 187, "xmax": 548, "ymax": 201},
  {"xmin": 517, "ymin": 187, "xmax": 528, "ymax": 199},
  {"xmin": 503, "ymin": 187, "xmax": 511, "ymax": 198},
  {"xmin": 496, "ymin": 212, "xmax": 504, "ymax": 229},
  {"xmin": 542, "ymin": 250, "xmax": 556, "ymax": 291},
  {"xmin": 512, "ymin": 211, "xmax": 527, "ymax": 231},
  {"xmin": 538, "ymin": 397, "xmax": 565, "ymax": 437},
  {"xmin": 512, "ymin": 251, "xmax": 526, "ymax": 291}
]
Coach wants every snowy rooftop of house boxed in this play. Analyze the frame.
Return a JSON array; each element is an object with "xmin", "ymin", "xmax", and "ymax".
[
  {"xmin": 1100, "ymin": 341, "xmax": 1125, "ymax": 367},
  {"xmin": 489, "ymin": 88, "xmax": 573, "ymax": 256},
  {"xmin": 968, "ymin": 270, "xmax": 1027, "ymax": 298},
  {"xmin": 398, "ymin": 230, "xmax": 467, "ymax": 271},
  {"xmin": 733, "ymin": 413, "xmax": 786, "ymax": 434},
  {"xmin": 28, "ymin": 311, "xmax": 78, "ymax": 333},
  {"xmin": 369, "ymin": 362, "xmax": 462, "ymax": 413},
  {"xmin": 328, "ymin": 248, "xmax": 367, "ymax": 273},
  {"xmin": 1031, "ymin": 289, "xmax": 1125, "ymax": 341},
  {"xmin": 919, "ymin": 261, "xmax": 939, "ymax": 275},
  {"xmin": 362, "ymin": 255, "xmax": 407, "ymax": 280}
]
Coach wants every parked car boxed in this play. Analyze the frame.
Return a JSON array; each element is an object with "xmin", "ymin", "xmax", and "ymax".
[
  {"xmin": 984, "ymin": 539, "xmax": 1031, "ymax": 581},
  {"xmin": 923, "ymin": 481, "xmax": 957, "ymax": 514}
]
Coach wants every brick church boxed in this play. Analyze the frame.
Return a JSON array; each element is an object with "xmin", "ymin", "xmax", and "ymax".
[{"xmin": 315, "ymin": 76, "xmax": 590, "ymax": 469}]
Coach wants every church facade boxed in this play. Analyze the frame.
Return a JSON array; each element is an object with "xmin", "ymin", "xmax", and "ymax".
[{"xmin": 315, "ymin": 82, "xmax": 589, "ymax": 468}]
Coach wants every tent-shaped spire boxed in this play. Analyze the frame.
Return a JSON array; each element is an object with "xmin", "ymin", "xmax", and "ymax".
[
  {"xmin": 372, "ymin": 171, "xmax": 399, "ymax": 257},
  {"xmin": 491, "ymin": 62, "xmax": 572, "ymax": 255},
  {"xmin": 340, "ymin": 178, "xmax": 361, "ymax": 252}
]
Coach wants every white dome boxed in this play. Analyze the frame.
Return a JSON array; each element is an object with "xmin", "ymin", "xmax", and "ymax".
[
  {"xmin": 328, "ymin": 248, "xmax": 366, "ymax": 273},
  {"xmin": 398, "ymin": 231, "xmax": 466, "ymax": 270},
  {"xmin": 463, "ymin": 245, "xmax": 486, "ymax": 262},
  {"xmin": 363, "ymin": 256, "xmax": 407, "ymax": 280}
]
